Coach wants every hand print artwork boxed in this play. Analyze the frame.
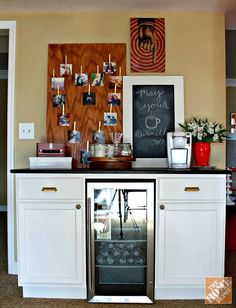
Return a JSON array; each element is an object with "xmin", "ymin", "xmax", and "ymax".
[
  {"xmin": 130, "ymin": 18, "xmax": 165, "ymax": 72},
  {"xmin": 139, "ymin": 21, "xmax": 157, "ymax": 63}
]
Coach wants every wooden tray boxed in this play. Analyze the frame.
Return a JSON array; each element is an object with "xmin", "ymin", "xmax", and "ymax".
[{"xmin": 89, "ymin": 156, "xmax": 135, "ymax": 170}]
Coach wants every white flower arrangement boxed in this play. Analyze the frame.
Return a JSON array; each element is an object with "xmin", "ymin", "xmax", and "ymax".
[{"xmin": 179, "ymin": 118, "xmax": 227, "ymax": 143}]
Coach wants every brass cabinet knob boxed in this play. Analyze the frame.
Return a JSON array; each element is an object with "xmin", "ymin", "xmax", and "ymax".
[
  {"xmin": 76, "ymin": 204, "xmax": 81, "ymax": 210},
  {"xmin": 159, "ymin": 204, "xmax": 165, "ymax": 210}
]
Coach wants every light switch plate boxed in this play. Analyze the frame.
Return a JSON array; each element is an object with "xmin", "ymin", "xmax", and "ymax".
[{"xmin": 19, "ymin": 123, "xmax": 35, "ymax": 139}]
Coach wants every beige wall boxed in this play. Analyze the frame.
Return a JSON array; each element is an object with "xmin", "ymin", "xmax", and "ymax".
[{"xmin": 0, "ymin": 10, "xmax": 226, "ymax": 168}]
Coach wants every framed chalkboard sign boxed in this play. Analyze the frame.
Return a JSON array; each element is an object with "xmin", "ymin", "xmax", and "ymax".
[{"xmin": 123, "ymin": 76, "xmax": 184, "ymax": 167}]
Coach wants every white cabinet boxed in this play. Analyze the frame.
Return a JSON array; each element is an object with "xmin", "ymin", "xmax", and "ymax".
[
  {"xmin": 15, "ymin": 172, "xmax": 226, "ymax": 301},
  {"xmin": 155, "ymin": 174, "xmax": 226, "ymax": 299},
  {"xmin": 16, "ymin": 174, "xmax": 86, "ymax": 299}
]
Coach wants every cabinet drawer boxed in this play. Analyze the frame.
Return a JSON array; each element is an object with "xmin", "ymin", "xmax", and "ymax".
[
  {"xmin": 17, "ymin": 176, "xmax": 83, "ymax": 200},
  {"xmin": 159, "ymin": 177, "xmax": 225, "ymax": 201}
]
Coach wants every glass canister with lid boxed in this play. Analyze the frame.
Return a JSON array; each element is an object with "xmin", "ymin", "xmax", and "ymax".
[{"xmin": 118, "ymin": 143, "xmax": 132, "ymax": 156}]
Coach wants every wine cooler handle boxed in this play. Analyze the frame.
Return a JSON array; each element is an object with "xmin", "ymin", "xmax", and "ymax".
[{"xmin": 87, "ymin": 197, "xmax": 95, "ymax": 294}]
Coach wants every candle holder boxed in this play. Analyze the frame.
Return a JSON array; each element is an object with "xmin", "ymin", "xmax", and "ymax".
[{"xmin": 109, "ymin": 132, "xmax": 123, "ymax": 156}]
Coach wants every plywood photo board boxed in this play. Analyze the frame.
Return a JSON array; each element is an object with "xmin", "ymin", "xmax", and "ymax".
[{"xmin": 46, "ymin": 43, "xmax": 126, "ymax": 166}]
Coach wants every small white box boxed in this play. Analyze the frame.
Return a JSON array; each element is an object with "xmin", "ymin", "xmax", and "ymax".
[{"xmin": 29, "ymin": 157, "xmax": 72, "ymax": 169}]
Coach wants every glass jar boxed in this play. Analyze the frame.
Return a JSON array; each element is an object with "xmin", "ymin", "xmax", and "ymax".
[{"xmin": 118, "ymin": 143, "xmax": 132, "ymax": 156}]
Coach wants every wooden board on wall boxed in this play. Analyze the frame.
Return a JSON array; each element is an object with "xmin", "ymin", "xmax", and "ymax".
[{"xmin": 47, "ymin": 43, "xmax": 126, "ymax": 166}]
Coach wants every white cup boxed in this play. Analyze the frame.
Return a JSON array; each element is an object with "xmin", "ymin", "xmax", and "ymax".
[
  {"xmin": 106, "ymin": 144, "xmax": 115, "ymax": 158},
  {"xmin": 89, "ymin": 144, "xmax": 95, "ymax": 157},
  {"xmin": 94, "ymin": 144, "xmax": 106, "ymax": 157}
]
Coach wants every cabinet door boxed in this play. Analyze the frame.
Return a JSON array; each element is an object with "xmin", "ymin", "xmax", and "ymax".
[
  {"xmin": 156, "ymin": 202, "xmax": 225, "ymax": 288},
  {"xmin": 18, "ymin": 201, "xmax": 85, "ymax": 285}
]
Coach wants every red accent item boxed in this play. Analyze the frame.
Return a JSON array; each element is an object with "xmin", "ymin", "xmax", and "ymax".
[
  {"xmin": 193, "ymin": 142, "xmax": 211, "ymax": 167},
  {"xmin": 130, "ymin": 18, "xmax": 165, "ymax": 73}
]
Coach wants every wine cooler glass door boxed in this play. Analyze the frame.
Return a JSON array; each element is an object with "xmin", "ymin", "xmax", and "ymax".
[{"xmin": 87, "ymin": 180, "xmax": 154, "ymax": 303}]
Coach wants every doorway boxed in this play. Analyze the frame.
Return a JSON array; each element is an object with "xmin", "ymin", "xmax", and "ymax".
[
  {"xmin": 0, "ymin": 31, "xmax": 8, "ymax": 212},
  {"xmin": 0, "ymin": 21, "xmax": 16, "ymax": 274}
]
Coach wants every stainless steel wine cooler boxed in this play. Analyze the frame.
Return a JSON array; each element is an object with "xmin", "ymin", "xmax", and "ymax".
[{"xmin": 86, "ymin": 179, "xmax": 155, "ymax": 303}]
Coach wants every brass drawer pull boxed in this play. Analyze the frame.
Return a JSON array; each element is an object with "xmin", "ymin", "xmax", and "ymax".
[
  {"xmin": 41, "ymin": 186, "xmax": 58, "ymax": 192},
  {"xmin": 76, "ymin": 204, "xmax": 81, "ymax": 210},
  {"xmin": 184, "ymin": 186, "xmax": 200, "ymax": 192}
]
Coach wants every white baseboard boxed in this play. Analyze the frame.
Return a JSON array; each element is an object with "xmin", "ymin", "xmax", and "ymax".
[
  {"xmin": 155, "ymin": 286, "xmax": 204, "ymax": 299},
  {"xmin": 0, "ymin": 205, "xmax": 7, "ymax": 212},
  {"xmin": 22, "ymin": 285, "xmax": 86, "ymax": 299},
  {"xmin": 9, "ymin": 261, "xmax": 18, "ymax": 275}
]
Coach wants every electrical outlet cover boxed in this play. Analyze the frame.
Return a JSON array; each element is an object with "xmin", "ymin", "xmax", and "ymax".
[{"xmin": 19, "ymin": 123, "xmax": 35, "ymax": 139}]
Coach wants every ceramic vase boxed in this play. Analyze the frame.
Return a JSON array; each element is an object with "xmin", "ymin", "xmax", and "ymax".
[{"xmin": 193, "ymin": 142, "xmax": 211, "ymax": 167}]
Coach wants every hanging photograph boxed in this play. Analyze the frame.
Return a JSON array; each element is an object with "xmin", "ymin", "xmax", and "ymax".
[
  {"xmin": 57, "ymin": 112, "xmax": 70, "ymax": 126},
  {"xmin": 109, "ymin": 76, "xmax": 123, "ymax": 89},
  {"xmin": 93, "ymin": 130, "xmax": 106, "ymax": 144},
  {"xmin": 80, "ymin": 149, "xmax": 90, "ymax": 164},
  {"xmin": 83, "ymin": 92, "xmax": 96, "ymax": 105},
  {"xmin": 91, "ymin": 73, "xmax": 105, "ymax": 86},
  {"xmin": 75, "ymin": 73, "xmax": 88, "ymax": 86},
  {"xmin": 68, "ymin": 130, "xmax": 81, "ymax": 143},
  {"xmin": 60, "ymin": 64, "xmax": 73, "ymax": 76},
  {"xmin": 103, "ymin": 62, "xmax": 117, "ymax": 75},
  {"xmin": 108, "ymin": 92, "xmax": 121, "ymax": 106},
  {"xmin": 53, "ymin": 94, "xmax": 66, "ymax": 107},
  {"xmin": 130, "ymin": 17, "xmax": 165, "ymax": 72},
  {"xmin": 51, "ymin": 77, "xmax": 64, "ymax": 90},
  {"xmin": 104, "ymin": 112, "xmax": 117, "ymax": 126}
]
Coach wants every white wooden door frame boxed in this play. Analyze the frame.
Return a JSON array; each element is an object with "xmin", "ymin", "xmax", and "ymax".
[{"xmin": 0, "ymin": 21, "xmax": 17, "ymax": 274}]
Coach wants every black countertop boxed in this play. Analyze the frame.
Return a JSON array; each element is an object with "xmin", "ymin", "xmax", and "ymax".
[{"xmin": 10, "ymin": 167, "xmax": 229, "ymax": 174}]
